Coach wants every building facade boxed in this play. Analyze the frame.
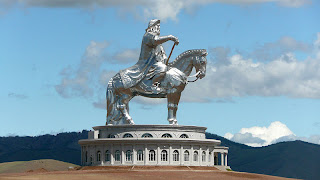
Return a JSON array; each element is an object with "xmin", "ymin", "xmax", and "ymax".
[{"xmin": 79, "ymin": 125, "xmax": 229, "ymax": 167}]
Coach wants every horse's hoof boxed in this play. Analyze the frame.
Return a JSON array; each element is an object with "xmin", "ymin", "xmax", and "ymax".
[
  {"xmin": 126, "ymin": 118, "xmax": 135, "ymax": 125},
  {"xmin": 168, "ymin": 119, "xmax": 178, "ymax": 125}
]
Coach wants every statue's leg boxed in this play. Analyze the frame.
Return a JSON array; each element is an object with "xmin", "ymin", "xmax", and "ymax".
[
  {"xmin": 118, "ymin": 93, "xmax": 134, "ymax": 125},
  {"xmin": 167, "ymin": 91, "xmax": 181, "ymax": 125}
]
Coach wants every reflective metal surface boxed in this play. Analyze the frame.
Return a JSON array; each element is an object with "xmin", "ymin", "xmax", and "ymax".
[{"xmin": 106, "ymin": 19, "xmax": 207, "ymax": 125}]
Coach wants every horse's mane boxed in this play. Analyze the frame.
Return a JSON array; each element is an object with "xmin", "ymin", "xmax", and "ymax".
[{"xmin": 171, "ymin": 49, "xmax": 207, "ymax": 66}]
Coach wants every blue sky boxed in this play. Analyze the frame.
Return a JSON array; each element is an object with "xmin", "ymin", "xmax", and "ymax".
[{"xmin": 1, "ymin": 0, "xmax": 320, "ymax": 146}]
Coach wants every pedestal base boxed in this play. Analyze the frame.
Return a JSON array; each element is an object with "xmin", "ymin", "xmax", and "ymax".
[{"xmin": 79, "ymin": 125, "xmax": 229, "ymax": 167}]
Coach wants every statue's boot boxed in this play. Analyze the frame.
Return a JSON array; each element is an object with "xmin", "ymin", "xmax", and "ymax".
[{"xmin": 150, "ymin": 82, "xmax": 163, "ymax": 94}]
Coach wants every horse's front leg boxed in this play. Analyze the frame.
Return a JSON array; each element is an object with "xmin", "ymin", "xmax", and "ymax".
[{"xmin": 167, "ymin": 91, "xmax": 181, "ymax": 125}]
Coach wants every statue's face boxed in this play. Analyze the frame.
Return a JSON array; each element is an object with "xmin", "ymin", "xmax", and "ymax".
[{"xmin": 154, "ymin": 24, "xmax": 160, "ymax": 35}]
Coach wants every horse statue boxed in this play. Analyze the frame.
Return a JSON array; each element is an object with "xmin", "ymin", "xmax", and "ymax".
[{"xmin": 106, "ymin": 49, "xmax": 207, "ymax": 125}]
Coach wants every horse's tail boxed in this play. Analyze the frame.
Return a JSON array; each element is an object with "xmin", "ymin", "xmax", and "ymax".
[{"xmin": 106, "ymin": 75, "xmax": 122, "ymax": 125}]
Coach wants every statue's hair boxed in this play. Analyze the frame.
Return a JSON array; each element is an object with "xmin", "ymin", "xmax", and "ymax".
[{"xmin": 171, "ymin": 49, "xmax": 207, "ymax": 66}]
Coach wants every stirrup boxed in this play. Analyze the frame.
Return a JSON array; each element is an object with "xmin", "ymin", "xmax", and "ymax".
[{"xmin": 151, "ymin": 84, "xmax": 162, "ymax": 94}]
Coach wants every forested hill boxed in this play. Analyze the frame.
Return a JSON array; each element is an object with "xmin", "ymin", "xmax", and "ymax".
[
  {"xmin": 0, "ymin": 131, "xmax": 88, "ymax": 165},
  {"xmin": 206, "ymin": 132, "xmax": 320, "ymax": 180},
  {"xmin": 0, "ymin": 131, "xmax": 319, "ymax": 180}
]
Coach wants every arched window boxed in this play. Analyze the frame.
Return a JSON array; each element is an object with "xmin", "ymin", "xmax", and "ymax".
[
  {"xmin": 202, "ymin": 151, "xmax": 206, "ymax": 162},
  {"xmin": 161, "ymin": 150, "xmax": 168, "ymax": 161},
  {"xmin": 149, "ymin": 150, "xmax": 156, "ymax": 161},
  {"xmin": 179, "ymin": 134, "xmax": 189, "ymax": 138},
  {"xmin": 105, "ymin": 150, "xmax": 110, "ymax": 162},
  {"xmin": 173, "ymin": 150, "xmax": 179, "ymax": 161},
  {"xmin": 123, "ymin": 133, "xmax": 133, "ymax": 138},
  {"xmin": 209, "ymin": 152, "xmax": 212, "ymax": 162},
  {"xmin": 115, "ymin": 150, "xmax": 121, "ymax": 162},
  {"xmin": 126, "ymin": 150, "xmax": 132, "ymax": 161},
  {"xmin": 85, "ymin": 151, "xmax": 88, "ymax": 162},
  {"xmin": 161, "ymin": 133, "xmax": 172, "ymax": 138},
  {"xmin": 184, "ymin": 150, "xmax": 189, "ymax": 161},
  {"xmin": 97, "ymin": 151, "xmax": 101, "ymax": 162},
  {"xmin": 193, "ymin": 151, "xmax": 198, "ymax": 162},
  {"xmin": 142, "ymin": 133, "xmax": 153, "ymax": 138},
  {"xmin": 107, "ymin": 134, "xmax": 115, "ymax": 138},
  {"xmin": 137, "ymin": 150, "xmax": 144, "ymax": 161}
]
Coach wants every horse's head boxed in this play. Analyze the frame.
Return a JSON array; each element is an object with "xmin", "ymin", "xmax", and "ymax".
[{"xmin": 192, "ymin": 49, "xmax": 208, "ymax": 79}]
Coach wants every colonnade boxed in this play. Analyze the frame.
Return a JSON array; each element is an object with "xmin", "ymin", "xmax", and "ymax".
[{"xmin": 81, "ymin": 144, "xmax": 228, "ymax": 167}]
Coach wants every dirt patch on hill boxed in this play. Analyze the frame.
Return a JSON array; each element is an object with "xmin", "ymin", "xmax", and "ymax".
[
  {"xmin": 0, "ymin": 159, "xmax": 78, "ymax": 174},
  {"xmin": 26, "ymin": 168, "xmax": 49, "ymax": 173}
]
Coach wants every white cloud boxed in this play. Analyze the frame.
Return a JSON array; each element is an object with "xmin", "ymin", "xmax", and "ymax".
[
  {"xmin": 0, "ymin": 0, "xmax": 311, "ymax": 20},
  {"xmin": 314, "ymin": 32, "xmax": 320, "ymax": 59},
  {"xmin": 112, "ymin": 48, "xmax": 139, "ymax": 64},
  {"xmin": 251, "ymin": 36, "xmax": 312, "ymax": 61},
  {"xmin": 55, "ymin": 41, "xmax": 109, "ymax": 98},
  {"xmin": 224, "ymin": 121, "xmax": 320, "ymax": 146},
  {"xmin": 239, "ymin": 121, "xmax": 294, "ymax": 146},
  {"xmin": 181, "ymin": 34, "xmax": 320, "ymax": 102},
  {"xmin": 231, "ymin": 132, "xmax": 266, "ymax": 147},
  {"xmin": 224, "ymin": 132, "xmax": 234, "ymax": 139},
  {"xmin": 224, "ymin": 121, "xmax": 294, "ymax": 147},
  {"xmin": 278, "ymin": 0, "xmax": 311, "ymax": 7}
]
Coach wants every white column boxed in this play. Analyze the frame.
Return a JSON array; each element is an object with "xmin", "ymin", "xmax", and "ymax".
[
  {"xmin": 169, "ymin": 145, "xmax": 172, "ymax": 165},
  {"xmin": 225, "ymin": 153, "xmax": 228, "ymax": 166},
  {"xmin": 111, "ymin": 145, "xmax": 114, "ymax": 165},
  {"xmin": 157, "ymin": 145, "xmax": 160, "ymax": 165},
  {"xmin": 221, "ymin": 153, "xmax": 224, "ymax": 166},
  {"xmin": 133, "ymin": 144, "xmax": 136, "ymax": 164},
  {"xmin": 199, "ymin": 147, "xmax": 202, "ymax": 166},
  {"xmin": 212, "ymin": 151, "xmax": 215, "ymax": 166},
  {"xmin": 144, "ymin": 144, "xmax": 148, "ymax": 165},
  {"xmin": 206, "ymin": 148, "xmax": 209, "ymax": 166},
  {"xmin": 101, "ymin": 145, "xmax": 105, "ymax": 165},
  {"xmin": 190, "ymin": 146, "xmax": 194, "ymax": 162},
  {"xmin": 180, "ymin": 145, "xmax": 183, "ymax": 165},
  {"xmin": 94, "ymin": 145, "xmax": 96, "ymax": 165},
  {"xmin": 121, "ymin": 144, "xmax": 125, "ymax": 165}
]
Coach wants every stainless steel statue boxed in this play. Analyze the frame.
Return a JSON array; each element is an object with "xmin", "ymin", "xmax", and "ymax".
[{"xmin": 106, "ymin": 19, "xmax": 207, "ymax": 125}]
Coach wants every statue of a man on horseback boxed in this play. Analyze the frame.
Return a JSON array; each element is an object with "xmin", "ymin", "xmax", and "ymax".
[
  {"xmin": 106, "ymin": 19, "xmax": 208, "ymax": 126},
  {"xmin": 120, "ymin": 19, "xmax": 179, "ymax": 94}
]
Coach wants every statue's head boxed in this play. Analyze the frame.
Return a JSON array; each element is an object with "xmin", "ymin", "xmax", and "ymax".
[{"xmin": 146, "ymin": 19, "xmax": 160, "ymax": 35}]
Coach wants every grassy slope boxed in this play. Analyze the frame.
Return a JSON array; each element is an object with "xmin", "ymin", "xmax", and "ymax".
[{"xmin": 0, "ymin": 159, "xmax": 79, "ymax": 173}]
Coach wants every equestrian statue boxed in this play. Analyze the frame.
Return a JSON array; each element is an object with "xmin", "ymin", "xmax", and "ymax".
[{"xmin": 106, "ymin": 19, "xmax": 207, "ymax": 125}]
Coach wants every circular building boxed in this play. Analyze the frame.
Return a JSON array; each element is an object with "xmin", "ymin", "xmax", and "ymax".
[{"xmin": 79, "ymin": 125, "xmax": 229, "ymax": 167}]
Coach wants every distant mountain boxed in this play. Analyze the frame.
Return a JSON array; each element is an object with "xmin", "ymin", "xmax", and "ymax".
[
  {"xmin": 0, "ymin": 131, "xmax": 319, "ymax": 180},
  {"xmin": 206, "ymin": 133, "xmax": 320, "ymax": 180},
  {"xmin": 0, "ymin": 131, "xmax": 88, "ymax": 165}
]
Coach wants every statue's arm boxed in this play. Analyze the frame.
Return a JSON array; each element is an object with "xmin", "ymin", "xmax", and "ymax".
[{"xmin": 153, "ymin": 35, "xmax": 179, "ymax": 45}]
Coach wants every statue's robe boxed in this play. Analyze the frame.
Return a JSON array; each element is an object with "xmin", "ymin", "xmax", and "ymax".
[{"xmin": 119, "ymin": 32, "xmax": 167, "ymax": 89}]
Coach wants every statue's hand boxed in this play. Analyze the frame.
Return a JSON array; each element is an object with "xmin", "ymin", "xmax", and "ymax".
[
  {"xmin": 174, "ymin": 38, "xmax": 179, "ymax": 45},
  {"xmin": 170, "ymin": 35, "xmax": 179, "ymax": 45}
]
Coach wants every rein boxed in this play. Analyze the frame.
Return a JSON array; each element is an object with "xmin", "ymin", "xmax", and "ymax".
[
  {"xmin": 188, "ymin": 76, "xmax": 199, "ymax": 83},
  {"xmin": 165, "ymin": 44, "xmax": 176, "ymax": 65}
]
